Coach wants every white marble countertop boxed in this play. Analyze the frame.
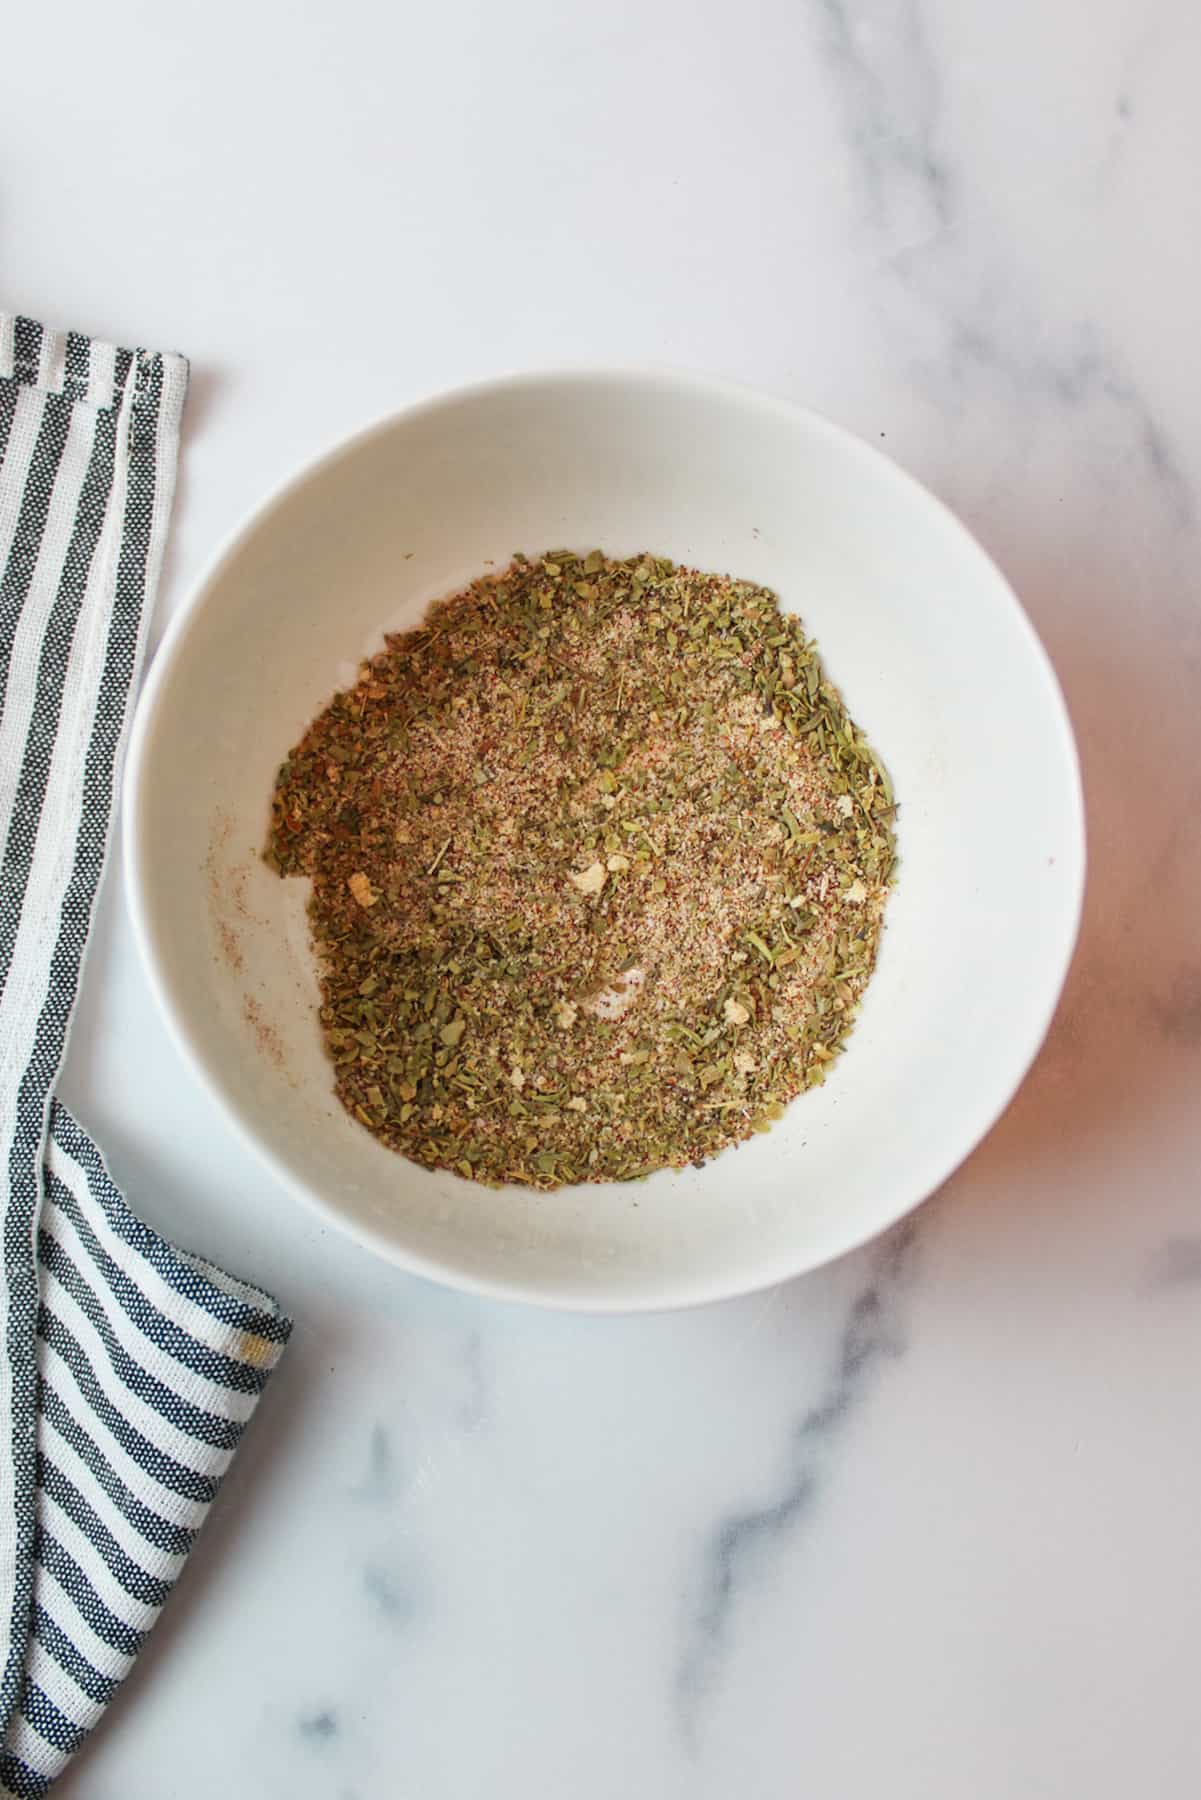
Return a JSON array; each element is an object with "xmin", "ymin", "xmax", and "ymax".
[{"xmin": 6, "ymin": 0, "xmax": 1201, "ymax": 1791}]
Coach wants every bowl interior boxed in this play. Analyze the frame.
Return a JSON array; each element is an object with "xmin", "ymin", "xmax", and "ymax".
[{"xmin": 126, "ymin": 372, "xmax": 1083, "ymax": 1308}]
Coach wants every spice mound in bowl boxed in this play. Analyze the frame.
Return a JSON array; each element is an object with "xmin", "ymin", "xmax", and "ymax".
[{"xmin": 267, "ymin": 550, "xmax": 895, "ymax": 1189}]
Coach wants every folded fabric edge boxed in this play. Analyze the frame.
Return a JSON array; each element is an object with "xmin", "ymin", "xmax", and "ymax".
[
  {"xmin": 0, "ymin": 313, "xmax": 188, "ymax": 422},
  {"xmin": 0, "ymin": 1104, "xmax": 293, "ymax": 1796},
  {"xmin": 46, "ymin": 1104, "xmax": 293, "ymax": 1352}
]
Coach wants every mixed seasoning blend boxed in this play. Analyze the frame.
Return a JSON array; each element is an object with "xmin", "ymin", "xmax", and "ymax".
[{"xmin": 267, "ymin": 552, "xmax": 895, "ymax": 1189}]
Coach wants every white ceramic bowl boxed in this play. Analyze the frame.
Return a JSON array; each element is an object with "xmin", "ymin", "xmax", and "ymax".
[{"xmin": 124, "ymin": 369, "xmax": 1084, "ymax": 1311}]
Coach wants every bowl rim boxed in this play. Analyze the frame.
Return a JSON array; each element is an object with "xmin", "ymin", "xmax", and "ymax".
[{"xmin": 122, "ymin": 363, "xmax": 1087, "ymax": 1312}]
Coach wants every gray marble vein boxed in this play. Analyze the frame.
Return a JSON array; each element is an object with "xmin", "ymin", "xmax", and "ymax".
[
  {"xmin": 1146, "ymin": 966, "xmax": 1201, "ymax": 1047},
  {"xmin": 362, "ymin": 1560, "xmax": 419, "ymax": 1628},
  {"xmin": 675, "ymin": 1217, "xmax": 920, "ymax": 1745},
  {"xmin": 815, "ymin": 0, "xmax": 1192, "ymax": 525},
  {"xmin": 1146, "ymin": 1237, "xmax": 1201, "ymax": 1290},
  {"xmin": 351, "ymin": 1424, "xmax": 401, "ymax": 1505},
  {"xmin": 298, "ymin": 1709, "xmax": 339, "ymax": 1744},
  {"xmin": 945, "ymin": 324, "xmax": 1193, "ymax": 522},
  {"xmin": 816, "ymin": 0, "xmax": 953, "ymax": 237},
  {"xmin": 1097, "ymin": 7, "xmax": 1166, "ymax": 182}
]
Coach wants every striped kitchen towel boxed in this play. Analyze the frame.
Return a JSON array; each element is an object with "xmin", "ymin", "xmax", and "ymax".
[{"xmin": 0, "ymin": 315, "xmax": 290, "ymax": 1795}]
